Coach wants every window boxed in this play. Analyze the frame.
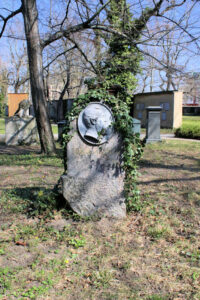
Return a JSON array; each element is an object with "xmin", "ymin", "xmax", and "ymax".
[
  {"xmin": 160, "ymin": 102, "xmax": 170, "ymax": 110},
  {"xmin": 140, "ymin": 103, "xmax": 145, "ymax": 110},
  {"xmin": 136, "ymin": 103, "xmax": 145, "ymax": 110},
  {"xmin": 164, "ymin": 103, "xmax": 170, "ymax": 111},
  {"xmin": 160, "ymin": 102, "xmax": 164, "ymax": 109},
  {"xmin": 138, "ymin": 112, "xmax": 142, "ymax": 119},
  {"xmin": 162, "ymin": 111, "xmax": 167, "ymax": 121}
]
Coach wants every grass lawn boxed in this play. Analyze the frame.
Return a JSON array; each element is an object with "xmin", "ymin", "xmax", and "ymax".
[
  {"xmin": 0, "ymin": 118, "xmax": 5, "ymax": 134},
  {"xmin": 0, "ymin": 140, "xmax": 200, "ymax": 299},
  {"xmin": 141, "ymin": 115, "xmax": 200, "ymax": 135},
  {"xmin": 183, "ymin": 115, "xmax": 200, "ymax": 126},
  {"xmin": 51, "ymin": 123, "xmax": 58, "ymax": 135}
]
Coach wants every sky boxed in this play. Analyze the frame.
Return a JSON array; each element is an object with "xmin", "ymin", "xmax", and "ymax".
[{"xmin": 1, "ymin": 0, "xmax": 200, "ymax": 92}]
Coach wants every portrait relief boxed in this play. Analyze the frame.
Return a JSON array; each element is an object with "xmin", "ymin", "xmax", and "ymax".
[{"xmin": 78, "ymin": 102, "xmax": 114, "ymax": 145}]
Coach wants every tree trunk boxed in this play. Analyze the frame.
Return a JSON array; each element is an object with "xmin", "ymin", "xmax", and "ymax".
[{"xmin": 21, "ymin": 0, "xmax": 56, "ymax": 154}]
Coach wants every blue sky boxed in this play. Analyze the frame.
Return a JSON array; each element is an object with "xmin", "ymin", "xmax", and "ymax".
[{"xmin": 1, "ymin": 0, "xmax": 200, "ymax": 91}]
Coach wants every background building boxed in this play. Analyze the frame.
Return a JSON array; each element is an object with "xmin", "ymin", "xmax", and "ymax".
[
  {"xmin": 132, "ymin": 91, "xmax": 183, "ymax": 129},
  {"xmin": 8, "ymin": 93, "xmax": 29, "ymax": 117}
]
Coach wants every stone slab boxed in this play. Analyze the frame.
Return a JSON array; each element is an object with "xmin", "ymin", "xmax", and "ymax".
[
  {"xmin": 62, "ymin": 120, "xmax": 126, "ymax": 218},
  {"xmin": 5, "ymin": 117, "xmax": 39, "ymax": 146},
  {"xmin": 146, "ymin": 107, "xmax": 162, "ymax": 143}
]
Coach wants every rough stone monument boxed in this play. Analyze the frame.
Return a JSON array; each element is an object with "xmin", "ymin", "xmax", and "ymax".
[
  {"xmin": 14, "ymin": 99, "xmax": 31, "ymax": 118},
  {"xmin": 5, "ymin": 99, "xmax": 39, "ymax": 146},
  {"xmin": 61, "ymin": 102, "xmax": 126, "ymax": 218},
  {"xmin": 145, "ymin": 106, "xmax": 162, "ymax": 143}
]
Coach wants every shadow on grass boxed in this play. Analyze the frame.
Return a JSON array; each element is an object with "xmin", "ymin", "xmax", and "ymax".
[
  {"xmin": 0, "ymin": 142, "xmax": 62, "ymax": 155},
  {"xmin": 0, "ymin": 148, "xmax": 63, "ymax": 168},
  {"xmin": 1, "ymin": 186, "xmax": 103, "ymax": 222},
  {"xmin": 139, "ymin": 158, "xmax": 200, "ymax": 172},
  {"xmin": 161, "ymin": 150, "xmax": 200, "ymax": 163},
  {"xmin": 1, "ymin": 186, "xmax": 70, "ymax": 218},
  {"xmin": 139, "ymin": 175, "xmax": 200, "ymax": 185}
]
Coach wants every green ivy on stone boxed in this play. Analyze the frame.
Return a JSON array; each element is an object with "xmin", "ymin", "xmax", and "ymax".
[{"xmin": 63, "ymin": 88, "xmax": 144, "ymax": 212}]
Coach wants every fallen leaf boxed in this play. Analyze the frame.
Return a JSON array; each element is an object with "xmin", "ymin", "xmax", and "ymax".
[{"xmin": 15, "ymin": 241, "xmax": 27, "ymax": 246}]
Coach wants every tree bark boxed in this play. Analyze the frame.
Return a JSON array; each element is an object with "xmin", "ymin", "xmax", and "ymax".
[{"xmin": 21, "ymin": 0, "xmax": 56, "ymax": 154}]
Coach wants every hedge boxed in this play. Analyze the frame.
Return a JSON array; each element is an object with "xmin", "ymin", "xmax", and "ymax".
[
  {"xmin": 0, "ymin": 103, "xmax": 6, "ymax": 117},
  {"xmin": 175, "ymin": 124, "xmax": 200, "ymax": 140}
]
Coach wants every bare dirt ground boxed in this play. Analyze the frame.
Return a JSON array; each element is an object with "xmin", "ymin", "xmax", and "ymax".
[{"xmin": 0, "ymin": 140, "xmax": 200, "ymax": 300}]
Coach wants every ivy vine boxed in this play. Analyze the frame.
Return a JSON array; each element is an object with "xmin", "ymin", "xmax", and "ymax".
[
  {"xmin": 63, "ymin": 0, "xmax": 146, "ymax": 212},
  {"xmin": 63, "ymin": 88, "xmax": 144, "ymax": 212}
]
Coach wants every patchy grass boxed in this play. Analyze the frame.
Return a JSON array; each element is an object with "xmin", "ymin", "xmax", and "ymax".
[
  {"xmin": 0, "ymin": 118, "xmax": 5, "ymax": 134},
  {"xmin": 182, "ymin": 115, "xmax": 200, "ymax": 126},
  {"xmin": 141, "ymin": 127, "xmax": 173, "ymax": 134},
  {"xmin": 0, "ymin": 152, "xmax": 63, "ymax": 167},
  {"xmin": 0, "ymin": 140, "xmax": 200, "ymax": 299},
  {"xmin": 51, "ymin": 123, "xmax": 58, "ymax": 135}
]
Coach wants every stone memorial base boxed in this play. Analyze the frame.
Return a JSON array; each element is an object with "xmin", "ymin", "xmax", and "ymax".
[
  {"xmin": 5, "ymin": 117, "xmax": 39, "ymax": 146},
  {"xmin": 61, "ymin": 121, "xmax": 126, "ymax": 219},
  {"xmin": 145, "ymin": 106, "xmax": 162, "ymax": 143}
]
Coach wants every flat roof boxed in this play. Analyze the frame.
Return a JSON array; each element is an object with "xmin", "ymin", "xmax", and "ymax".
[
  {"xmin": 134, "ymin": 90, "xmax": 178, "ymax": 97},
  {"xmin": 8, "ymin": 93, "xmax": 28, "ymax": 95}
]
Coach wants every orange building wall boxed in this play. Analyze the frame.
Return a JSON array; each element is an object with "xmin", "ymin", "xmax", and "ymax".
[{"xmin": 8, "ymin": 93, "xmax": 29, "ymax": 117}]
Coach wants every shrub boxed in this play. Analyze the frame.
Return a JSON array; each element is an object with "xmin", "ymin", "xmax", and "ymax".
[
  {"xmin": 175, "ymin": 124, "xmax": 200, "ymax": 140},
  {"xmin": 0, "ymin": 103, "xmax": 6, "ymax": 117}
]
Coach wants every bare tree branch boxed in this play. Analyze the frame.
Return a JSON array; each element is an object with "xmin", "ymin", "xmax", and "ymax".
[
  {"xmin": 158, "ymin": 14, "xmax": 200, "ymax": 51},
  {"xmin": 67, "ymin": 36, "xmax": 98, "ymax": 74},
  {"xmin": 131, "ymin": 0, "xmax": 164, "ymax": 38},
  {"xmin": 43, "ymin": 45, "xmax": 76, "ymax": 70},
  {"xmin": 0, "ymin": 6, "xmax": 22, "ymax": 38},
  {"xmin": 137, "ymin": 46, "xmax": 183, "ymax": 75},
  {"xmin": 41, "ymin": 0, "xmax": 111, "ymax": 48},
  {"xmin": 60, "ymin": 0, "xmax": 72, "ymax": 28}
]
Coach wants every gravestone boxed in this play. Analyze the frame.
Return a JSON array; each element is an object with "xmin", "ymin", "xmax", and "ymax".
[
  {"xmin": 5, "ymin": 99, "xmax": 39, "ymax": 146},
  {"xmin": 5, "ymin": 116, "xmax": 39, "ymax": 146},
  {"xmin": 132, "ymin": 118, "xmax": 141, "ymax": 135},
  {"xmin": 14, "ymin": 99, "xmax": 31, "ymax": 118},
  {"xmin": 61, "ymin": 102, "xmax": 126, "ymax": 218},
  {"xmin": 145, "ymin": 106, "xmax": 162, "ymax": 143}
]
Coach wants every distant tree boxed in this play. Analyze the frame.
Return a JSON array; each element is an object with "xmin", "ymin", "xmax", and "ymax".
[
  {"xmin": 137, "ymin": 2, "xmax": 198, "ymax": 92},
  {"xmin": 180, "ymin": 72, "xmax": 200, "ymax": 104},
  {"xmin": 7, "ymin": 41, "xmax": 29, "ymax": 93},
  {"xmin": 0, "ymin": 64, "xmax": 8, "ymax": 116}
]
